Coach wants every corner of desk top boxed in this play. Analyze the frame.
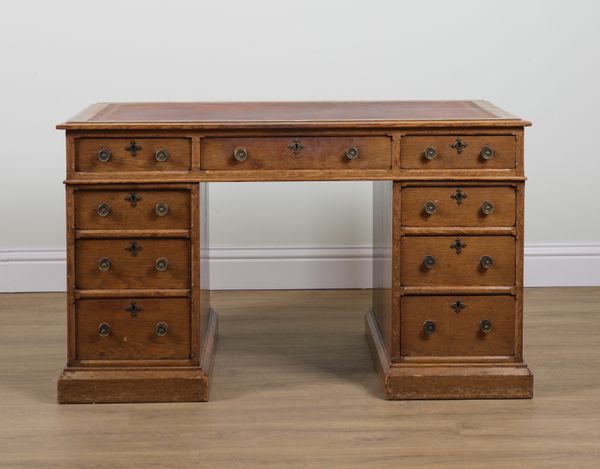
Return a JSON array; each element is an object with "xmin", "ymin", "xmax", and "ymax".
[{"xmin": 56, "ymin": 103, "xmax": 110, "ymax": 130}]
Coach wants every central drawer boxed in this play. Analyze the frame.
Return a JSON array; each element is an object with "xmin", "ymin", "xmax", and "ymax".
[
  {"xmin": 400, "ymin": 295, "xmax": 515, "ymax": 357},
  {"xmin": 200, "ymin": 136, "xmax": 392, "ymax": 170},
  {"xmin": 75, "ymin": 239, "xmax": 190, "ymax": 290},
  {"xmin": 76, "ymin": 298, "xmax": 191, "ymax": 360},
  {"xmin": 401, "ymin": 236, "xmax": 516, "ymax": 286}
]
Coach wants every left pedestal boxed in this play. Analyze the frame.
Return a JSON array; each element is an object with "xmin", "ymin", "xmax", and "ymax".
[{"xmin": 59, "ymin": 138, "xmax": 213, "ymax": 402}]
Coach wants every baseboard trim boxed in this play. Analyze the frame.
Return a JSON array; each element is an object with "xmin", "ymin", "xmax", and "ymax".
[{"xmin": 1, "ymin": 244, "xmax": 599, "ymax": 292}]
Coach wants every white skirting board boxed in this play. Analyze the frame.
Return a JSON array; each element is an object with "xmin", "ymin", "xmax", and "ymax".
[{"xmin": 1, "ymin": 244, "xmax": 600, "ymax": 292}]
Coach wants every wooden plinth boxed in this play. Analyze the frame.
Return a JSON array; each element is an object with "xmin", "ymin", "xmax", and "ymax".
[
  {"xmin": 58, "ymin": 309, "xmax": 218, "ymax": 404},
  {"xmin": 365, "ymin": 309, "xmax": 533, "ymax": 400}
]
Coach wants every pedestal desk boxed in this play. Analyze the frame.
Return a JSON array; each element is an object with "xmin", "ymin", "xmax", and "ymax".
[{"xmin": 57, "ymin": 101, "xmax": 533, "ymax": 403}]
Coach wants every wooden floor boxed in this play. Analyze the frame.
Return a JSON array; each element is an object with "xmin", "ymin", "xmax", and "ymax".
[{"xmin": 0, "ymin": 288, "xmax": 599, "ymax": 468}]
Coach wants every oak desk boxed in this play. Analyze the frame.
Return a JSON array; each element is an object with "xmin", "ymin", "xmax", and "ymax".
[{"xmin": 57, "ymin": 101, "xmax": 533, "ymax": 403}]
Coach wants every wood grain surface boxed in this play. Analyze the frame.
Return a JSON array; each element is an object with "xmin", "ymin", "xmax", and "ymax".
[
  {"xmin": 75, "ymin": 238, "xmax": 190, "ymax": 289},
  {"xmin": 401, "ymin": 185, "xmax": 516, "ymax": 227},
  {"xmin": 401, "ymin": 135, "xmax": 516, "ymax": 170},
  {"xmin": 0, "ymin": 289, "xmax": 598, "ymax": 468},
  {"xmin": 200, "ymin": 136, "xmax": 392, "ymax": 170},
  {"xmin": 75, "ymin": 298, "xmax": 191, "ymax": 360},
  {"xmin": 75, "ymin": 189, "xmax": 190, "ymax": 230},
  {"xmin": 401, "ymin": 236, "xmax": 516, "ymax": 287}
]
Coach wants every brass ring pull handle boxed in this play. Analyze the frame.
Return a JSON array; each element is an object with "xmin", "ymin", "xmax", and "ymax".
[
  {"xmin": 97, "ymin": 148, "xmax": 112, "ymax": 162},
  {"xmin": 481, "ymin": 201, "xmax": 494, "ymax": 215},
  {"xmin": 124, "ymin": 303, "xmax": 142, "ymax": 317},
  {"xmin": 155, "ymin": 258, "xmax": 169, "ymax": 272},
  {"xmin": 155, "ymin": 202, "xmax": 169, "ymax": 216},
  {"xmin": 233, "ymin": 147, "xmax": 248, "ymax": 161},
  {"xmin": 125, "ymin": 140, "xmax": 142, "ymax": 156},
  {"xmin": 98, "ymin": 323, "xmax": 111, "ymax": 337},
  {"xmin": 345, "ymin": 147, "xmax": 359, "ymax": 160},
  {"xmin": 423, "ymin": 146, "xmax": 437, "ymax": 160},
  {"xmin": 480, "ymin": 255, "xmax": 493, "ymax": 269},
  {"xmin": 96, "ymin": 203, "xmax": 111, "ymax": 217},
  {"xmin": 154, "ymin": 322, "xmax": 169, "ymax": 337},
  {"xmin": 479, "ymin": 319, "xmax": 493, "ymax": 334},
  {"xmin": 154, "ymin": 149, "xmax": 169, "ymax": 162},
  {"xmin": 423, "ymin": 201, "xmax": 438, "ymax": 215},
  {"xmin": 98, "ymin": 257, "xmax": 112, "ymax": 272},
  {"xmin": 480, "ymin": 146, "xmax": 494, "ymax": 160},
  {"xmin": 423, "ymin": 320, "xmax": 436, "ymax": 334},
  {"xmin": 423, "ymin": 255, "xmax": 436, "ymax": 270}
]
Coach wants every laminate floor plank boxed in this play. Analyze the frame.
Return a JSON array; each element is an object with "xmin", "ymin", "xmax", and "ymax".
[{"xmin": 0, "ymin": 288, "xmax": 598, "ymax": 468}]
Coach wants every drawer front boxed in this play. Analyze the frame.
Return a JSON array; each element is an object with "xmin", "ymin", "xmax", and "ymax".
[
  {"xmin": 401, "ymin": 186, "xmax": 516, "ymax": 227},
  {"xmin": 401, "ymin": 296, "xmax": 515, "ymax": 357},
  {"xmin": 75, "ymin": 138, "xmax": 191, "ymax": 172},
  {"xmin": 76, "ymin": 298, "xmax": 191, "ymax": 360},
  {"xmin": 401, "ymin": 135, "xmax": 516, "ymax": 169},
  {"xmin": 76, "ymin": 239, "xmax": 190, "ymax": 289},
  {"xmin": 75, "ymin": 189, "xmax": 190, "ymax": 230},
  {"xmin": 200, "ymin": 136, "xmax": 392, "ymax": 170},
  {"xmin": 401, "ymin": 236, "xmax": 515, "ymax": 286}
]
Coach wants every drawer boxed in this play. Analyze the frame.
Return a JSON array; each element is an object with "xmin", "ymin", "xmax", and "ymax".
[
  {"xmin": 400, "ymin": 295, "xmax": 515, "ymax": 357},
  {"xmin": 76, "ymin": 298, "xmax": 191, "ymax": 360},
  {"xmin": 401, "ymin": 186, "xmax": 516, "ymax": 227},
  {"xmin": 401, "ymin": 135, "xmax": 516, "ymax": 170},
  {"xmin": 75, "ymin": 239, "xmax": 190, "ymax": 290},
  {"xmin": 75, "ymin": 189, "xmax": 190, "ymax": 230},
  {"xmin": 200, "ymin": 136, "xmax": 392, "ymax": 170},
  {"xmin": 401, "ymin": 236, "xmax": 515, "ymax": 286},
  {"xmin": 75, "ymin": 138, "xmax": 191, "ymax": 172}
]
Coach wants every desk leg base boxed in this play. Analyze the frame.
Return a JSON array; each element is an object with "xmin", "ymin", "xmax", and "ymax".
[
  {"xmin": 57, "ymin": 309, "xmax": 218, "ymax": 404},
  {"xmin": 365, "ymin": 309, "xmax": 533, "ymax": 400}
]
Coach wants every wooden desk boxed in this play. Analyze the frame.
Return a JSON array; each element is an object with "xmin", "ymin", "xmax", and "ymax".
[{"xmin": 57, "ymin": 101, "xmax": 533, "ymax": 403}]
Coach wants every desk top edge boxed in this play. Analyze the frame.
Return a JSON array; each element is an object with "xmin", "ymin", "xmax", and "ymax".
[{"xmin": 57, "ymin": 101, "xmax": 531, "ymax": 130}]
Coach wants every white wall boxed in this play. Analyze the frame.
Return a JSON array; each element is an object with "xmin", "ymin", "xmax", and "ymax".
[{"xmin": 1, "ymin": 0, "xmax": 600, "ymax": 290}]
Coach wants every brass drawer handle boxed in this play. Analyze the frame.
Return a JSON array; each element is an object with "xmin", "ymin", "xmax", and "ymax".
[
  {"xmin": 480, "ymin": 255, "xmax": 493, "ymax": 269},
  {"xmin": 480, "ymin": 146, "xmax": 494, "ymax": 160},
  {"xmin": 98, "ymin": 323, "xmax": 111, "ymax": 337},
  {"xmin": 125, "ymin": 140, "xmax": 142, "ymax": 156},
  {"xmin": 124, "ymin": 302, "xmax": 142, "ymax": 317},
  {"xmin": 124, "ymin": 192, "xmax": 142, "ymax": 207},
  {"xmin": 479, "ymin": 319, "xmax": 493, "ymax": 334},
  {"xmin": 423, "ymin": 255, "xmax": 436, "ymax": 270},
  {"xmin": 154, "ymin": 322, "xmax": 169, "ymax": 337},
  {"xmin": 450, "ymin": 300, "xmax": 466, "ymax": 313},
  {"xmin": 345, "ymin": 147, "xmax": 359, "ymax": 160},
  {"xmin": 98, "ymin": 257, "xmax": 112, "ymax": 272},
  {"xmin": 155, "ymin": 258, "xmax": 169, "ymax": 272},
  {"xmin": 423, "ymin": 320, "xmax": 436, "ymax": 334},
  {"xmin": 233, "ymin": 147, "xmax": 248, "ymax": 161},
  {"xmin": 96, "ymin": 203, "xmax": 111, "ymax": 217},
  {"xmin": 423, "ymin": 146, "xmax": 437, "ymax": 160},
  {"xmin": 97, "ymin": 148, "xmax": 112, "ymax": 162},
  {"xmin": 450, "ymin": 137, "xmax": 467, "ymax": 154},
  {"xmin": 155, "ymin": 149, "xmax": 169, "ymax": 162},
  {"xmin": 481, "ymin": 201, "xmax": 494, "ymax": 215},
  {"xmin": 423, "ymin": 201, "xmax": 438, "ymax": 215},
  {"xmin": 155, "ymin": 202, "xmax": 169, "ymax": 216}
]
